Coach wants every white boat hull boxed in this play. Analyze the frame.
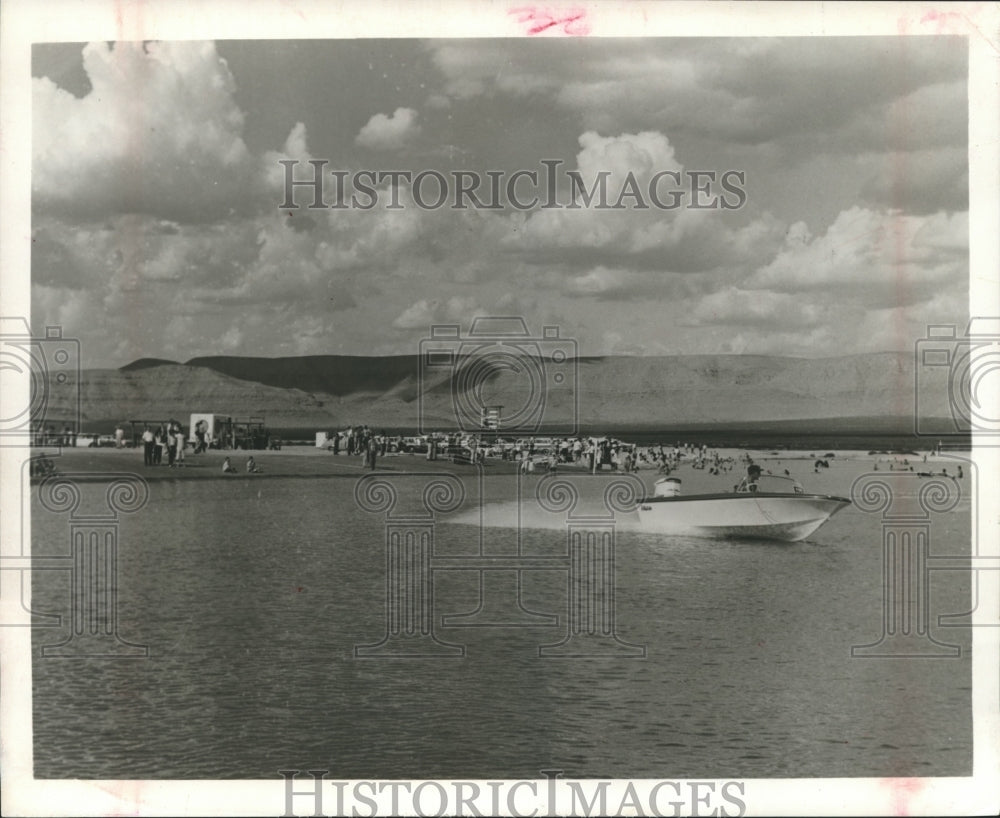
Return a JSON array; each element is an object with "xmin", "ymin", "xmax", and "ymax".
[{"xmin": 636, "ymin": 493, "xmax": 851, "ymax": 542}]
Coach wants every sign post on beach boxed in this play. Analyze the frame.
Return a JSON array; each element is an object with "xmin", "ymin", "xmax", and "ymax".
[{"xmin": 482, "ymin": 405, "xmax": 502, "ymax": 444}]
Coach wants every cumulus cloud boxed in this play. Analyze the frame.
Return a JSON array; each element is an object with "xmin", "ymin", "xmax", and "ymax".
[
  {"xmin": 29, "ymin": 38, "xmax": 970, "ymax": 366},
  {"xmin": 424, "ymin": 37, "xmax": 966, "ymax": 155},
  {"xmin": 33, "ymin": 41, "xmax": 253, "ymax": 222},
  {"xmin": 682, "ymin": 285, "xmax": 968, "ymax": 359},
  {"xmin": 692, "ymin": 287, "xmax": 823, "ymax": 328},
  {"xmin": 575, "ymin": 130, "xmax": 682, "ymax": 185},
  {"xmin": 218, "ymin": 325, "xmax": 245, "ymax": 352},
  {"xmin": 746, "ymin": 207, "xmax": 968, "ymax": 307},
  {"xmin": 262, "ymin": 121, "xmax": 316, "ymax": 200},
  {"xmin": 508, "ymin": 130, "xmax": 785, "ymax": 278},
  {"xmin": 355, "ymin": 107, "xmax": 420, "ymax": 151},
  {"xmin": 32, "ymin": 213, "xmax": 258, "ymax": 295},
  {"xmin": 510, "ymin": 129, "xmax": 686, "ymax": 253},
  {"xmin": 562, "ymin": 266, "xmax": 686, "ymax": 301},
  {"xmin": 427, "ymin": 42, "xmax": 530, "ymax": 99},
  {"xmin": 392, "ymin": 299, "xmax": 439, "ymax": 330},
  {"xmin": 392, "ymin": 296, "xmax": 487, "ymax": 331},
  {"xmin": 564, "ymin": 267, "xmax": 636, "ymax": 298}
]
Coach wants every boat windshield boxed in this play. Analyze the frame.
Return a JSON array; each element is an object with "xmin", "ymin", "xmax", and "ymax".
[{"xmin": 736, "ymin": 474, "xmax": 805, "ymax": 494}]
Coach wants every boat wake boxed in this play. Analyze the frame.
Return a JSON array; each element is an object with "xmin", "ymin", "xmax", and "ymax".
[{"xmin": 446, "ymin": 500, "xmax": 643, "ymax": 532}]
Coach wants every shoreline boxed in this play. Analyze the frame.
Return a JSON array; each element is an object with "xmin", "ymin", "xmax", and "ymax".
[{"xmin": 23, "ymin": 444, "xmax": 971, "ymax": 487}]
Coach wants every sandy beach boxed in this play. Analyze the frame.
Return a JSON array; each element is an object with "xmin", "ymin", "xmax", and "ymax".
[{"xmin": 25, "ymin": 444, "xmax": 969, "ymax": 498}]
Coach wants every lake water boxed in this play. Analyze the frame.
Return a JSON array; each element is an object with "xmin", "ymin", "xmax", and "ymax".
[{"xmin": 30, "ymin": 458, "xmax": 972, "ymax": 780}]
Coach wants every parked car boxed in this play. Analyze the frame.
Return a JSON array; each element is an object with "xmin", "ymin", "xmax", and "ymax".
[{"xmin": 401, "ymin": 436, "xmax": 429, "ymax": 454}]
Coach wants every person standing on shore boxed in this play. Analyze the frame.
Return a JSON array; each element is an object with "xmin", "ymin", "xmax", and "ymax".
[
  {"xmin": 141, "ymin": 426, "xmax": 154, "ymax": 466},
  {"xmin": 153, "ymin": 426, "xmax": 164, "ymax": 465},
  {"xmin": 194, "ymin": 419, "xmax": 208, "ymax": 454},
  {"xmin": 366, "ymin": 434, "xmax": 379, "ymax": 470},
  {"xmin": 175, "ymin": 425, "xmax": 186, "ymax": 467}
]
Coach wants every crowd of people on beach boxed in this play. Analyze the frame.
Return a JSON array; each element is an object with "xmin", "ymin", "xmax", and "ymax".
[
  {"xmin": 134, "ymin": 420, "xmax": 189, "ymax": 467},
  {"xmin": 531, "ymin": 438, "xmax": 737, "ymax": 476},
  {"xmin": 71, "ymin": 419, "xmax": 972, "ymax": 487},
  {"xmin": 869, "ymin": 453, "xmax": 964, "ymax": 480},
  {"xmin": 325, "ymin": 430, "xmax": 745, "ymax": 476},
  {"xmin": 108, "ymin": 419, "xmax": 270, "ymax": 474},
  {"xmin": 121, "ymin": 420, "xmax": 264, "ymax": 474},
  {"xmin": 37, "ymin": 425, "xmax": 77, "ymax": 447},
  {"xmin": 429, "ymin": 434, "xmax": 737, "ymax": 476},
  {"xmin": 324, "ymin": 425, "xmax": 385, "ymax": 470}
]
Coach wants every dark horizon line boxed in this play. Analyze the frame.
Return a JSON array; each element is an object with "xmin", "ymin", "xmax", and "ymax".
[
  {"xmin": 68, "ymin": 416, "xmax": 970, "ymax": 437},
  {"xmin": 114, "ymin": 347, "xmax": 916, "ymax": 371}
]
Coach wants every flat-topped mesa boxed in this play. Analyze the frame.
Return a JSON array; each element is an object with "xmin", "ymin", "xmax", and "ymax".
[{"xmin": 47, "ymin": 350, "xmax": 956, "ymax": 433}]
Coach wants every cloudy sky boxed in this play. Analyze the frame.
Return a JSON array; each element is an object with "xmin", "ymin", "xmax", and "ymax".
[{"xmin": 31, "ymin": 36, "xmax": 969, "ymax": 367}]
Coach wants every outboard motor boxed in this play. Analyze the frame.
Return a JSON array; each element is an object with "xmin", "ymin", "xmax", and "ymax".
[{"xmin": 653, "ymin": 477, "xmax": 682, "ymax": 498}]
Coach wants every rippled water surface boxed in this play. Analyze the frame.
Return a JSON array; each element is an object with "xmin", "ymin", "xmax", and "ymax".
[{"xmin": 31, "ymin": 466, "xmax": 972, "ymax": 779}]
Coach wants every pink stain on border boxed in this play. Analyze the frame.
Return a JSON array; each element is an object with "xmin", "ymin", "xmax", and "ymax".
[
  {"xmin": 881, "ymin": 777, "xmax": 925, "ymax": 817},
  {"xmin": 906, "ymin": 5, "xmax": 998, "ymax": 55},
  {"xmin": 114, "ymin": 0, "xmax": 145, "ymax": 42},
  {"xmin": 919, "ymin": 8, "xmax": 966, "ymax": 34},
  {"xmin": 280, "ymin": 0, "xmax": 308, "ymax": 22},
  {"xmin": 509, "ymin": 7, "xmax": 591, "ymax": 36}
]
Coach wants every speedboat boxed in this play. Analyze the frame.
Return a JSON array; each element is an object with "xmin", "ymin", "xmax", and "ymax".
[{"xmin": 635, "ymin": 470, "xmax": 850, "ymax": 542}]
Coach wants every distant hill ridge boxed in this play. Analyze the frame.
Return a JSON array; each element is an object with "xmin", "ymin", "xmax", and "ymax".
[
  {"xmin": 182, "ymin": 354, "xmax": 608, "ymax": 396},
  {"xmin": 39, "ymin": 350, "xmax": 954, "ymax": 431},
  {"xmin": 120, "ymin": 357, "xmax": 180, "ymax": 371}
]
